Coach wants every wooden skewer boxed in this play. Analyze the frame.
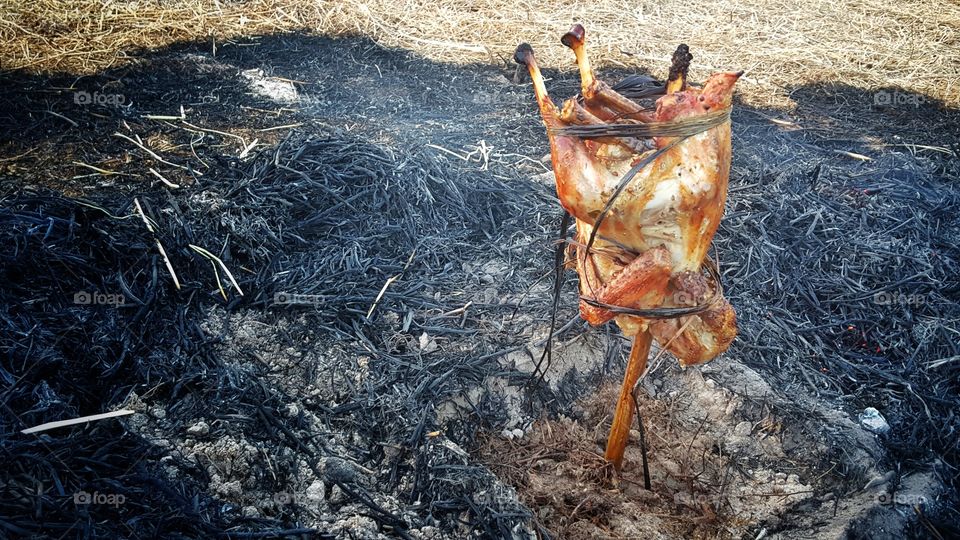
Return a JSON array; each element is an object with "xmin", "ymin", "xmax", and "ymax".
[{"xmin": 605, "ymin": 329, "xmax": 653, "ymax": 469}]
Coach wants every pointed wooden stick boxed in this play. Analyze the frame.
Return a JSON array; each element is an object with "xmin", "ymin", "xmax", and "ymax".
[{"xmin": 605, "ymin": 329, "xmax": 653, "ymax": 469}]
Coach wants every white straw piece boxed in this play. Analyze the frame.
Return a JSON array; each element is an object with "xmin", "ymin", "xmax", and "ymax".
[
  {"xmin": 22, "ymin": 410, "xmax": 135, "ymax": 434},
  {"xmin": 149, "ymin": 168, "xmax": 180, "ymax": 188},
  {"xmin": 189, "ymin": 244, "xmax": 244, "ymax": 297}
]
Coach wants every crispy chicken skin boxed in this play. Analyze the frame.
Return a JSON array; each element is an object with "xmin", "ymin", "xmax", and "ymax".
[{"xmin": 517, "ymin": 29, "xmax": 739, "ymax": 366}]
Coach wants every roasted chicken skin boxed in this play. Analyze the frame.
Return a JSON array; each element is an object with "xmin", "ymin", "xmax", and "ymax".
[{"xmin": 517, "ymin": 26, "xmax": 739, "ymax": 366}]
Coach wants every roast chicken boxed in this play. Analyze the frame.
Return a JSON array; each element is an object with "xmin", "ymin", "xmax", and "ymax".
[{"xmin": 516, "ymin": 25, "xmax": 739, "ymax": 367}]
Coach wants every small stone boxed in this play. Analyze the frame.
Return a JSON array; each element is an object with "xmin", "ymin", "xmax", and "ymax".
[
  {"xmin": 322, "ymin": 458, "xmax": 358, "ymax": 484},
  {"xmin": 859, "ymin": 407, "xmax": 891, "ymax": 434},
  {"xmin": 383, "ymin": 444, "xmax": 402, "ymax": 460},
  {"xmin": 187, "ymin": 421, "xmax": 210, "ymax": 436},
  {"xmin": 216, "ymin": 480, "xmax": 243, "ymax": 498},
  {"xmin": 418, "ymin": 332, "xmax": 438, "ymax": 354},
  {"xmin": 306, "ymin": 479, "xmax": 326, "ymax": 504},
  {"xmin": 149, "ymin": 406, "xmax": 166, "ymax": 419},
  {"xmin": 327, "ymin": 484, "xmax": 346, "ymax": 505},
  {"xmin": 123, "ymin": 392, "xmax": 147, "ymax": 412},
  {"xmin": 734, "ymin": 421, "xmax": 752, "ymax": 437},
  {"xmin": 241, "ymin": 506, "xmax": 259, "ymax": 518},
  {"xmin": 418, "ymin": 526, "xmax": 441, "ymax": 539},
  {"xmin": 510, "ymin": 428, "xmax": 524, "ymax": 440}
]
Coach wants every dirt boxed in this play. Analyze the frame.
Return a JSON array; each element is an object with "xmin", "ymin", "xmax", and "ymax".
[{"xmin": 479, "ymin": 330, "xmax": 946, "ymax": 539}]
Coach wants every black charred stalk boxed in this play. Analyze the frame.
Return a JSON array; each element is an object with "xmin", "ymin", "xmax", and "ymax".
[{"xmin": 612, "ymin": 74, "xmax": 666, "ymax": 100}]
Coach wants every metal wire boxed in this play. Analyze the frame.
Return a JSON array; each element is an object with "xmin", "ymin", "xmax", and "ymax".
[{"xmin": 573, "ymin": 111, "xmax": 732, "ymax": 320}]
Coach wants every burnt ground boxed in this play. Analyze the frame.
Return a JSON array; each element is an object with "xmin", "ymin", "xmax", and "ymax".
[{"xmin": 1, "ymin": 33, "xmax": 959, "ymax": 539}]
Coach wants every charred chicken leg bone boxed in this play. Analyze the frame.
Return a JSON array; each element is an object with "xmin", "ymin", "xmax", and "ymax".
[
  {"xmin": 562, "ymin": 25, "xmax": 654, "ymax": 123},
  {"xmin": 516, "ymin": 25, "xmax": 741, "ymax": 470}
]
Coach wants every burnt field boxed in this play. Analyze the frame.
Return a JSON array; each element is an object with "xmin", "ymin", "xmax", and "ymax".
[{"xmin": 1, "ymin": 34, "xmax": 959, "ymax": 539}]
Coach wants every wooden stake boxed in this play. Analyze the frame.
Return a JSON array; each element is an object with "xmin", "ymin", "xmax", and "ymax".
[{"xmin": 605, "ymin": 330, "xmax": 653, "ymax": 469}]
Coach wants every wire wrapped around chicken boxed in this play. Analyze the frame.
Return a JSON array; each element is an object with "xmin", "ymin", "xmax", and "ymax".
[
  {"xmin": 516, "ymin": 25, "xmax": 740, "ymax": 468},
  {"xmin": 517, "ymin": 25, "xmax": 739, "ymax": 365}
]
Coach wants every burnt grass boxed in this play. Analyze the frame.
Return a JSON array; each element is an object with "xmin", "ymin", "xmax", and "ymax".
[{"xmin": 1, "ymin": 33, "xmax": 959, "ymax": 538}]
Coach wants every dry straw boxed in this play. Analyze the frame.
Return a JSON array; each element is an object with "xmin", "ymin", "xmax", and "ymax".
[{"xmin": 1, "ymin": 0, "xmax": 959, "ymax": 108}]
